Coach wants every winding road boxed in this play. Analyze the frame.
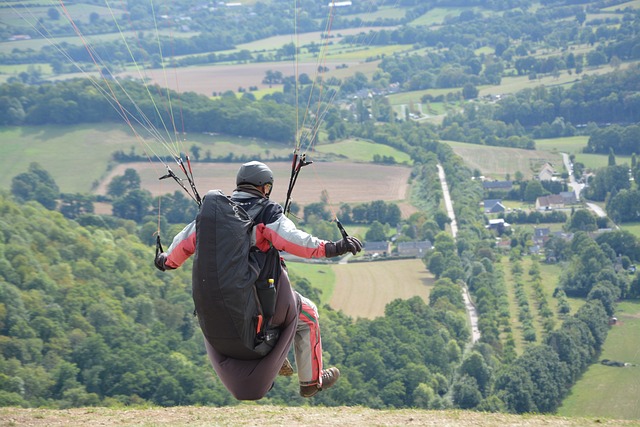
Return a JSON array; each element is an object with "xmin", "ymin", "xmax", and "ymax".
[
  {"xmin": 436, "ymin": 164, "xmax": 481, "ymax": 344},
  {"xmin": 561, "ymin": 152, "xmax": 612, "ymax": 222}
]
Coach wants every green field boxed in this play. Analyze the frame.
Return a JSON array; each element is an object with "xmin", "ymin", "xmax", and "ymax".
[
  {"xmin": 315, "ymin": 138, "xmax": 412, "ymax": 164},
  {"xmin": 286, "ymin": 261, "xmax": 336, "ymax": 306},
  {"xmin": 558, "ymin": 300, "xmax": 640, "ymax": 420},
  {"xmin": 620, "ymin": 222, "xmax": 640, "ymax": 238},
  {"xmin": 603, "ymin": 0, "xmax": 640, "ymax": 10},
  {"xmin": 535, "ymin": 136, "xmax": 589, "ymax": 155},
  {"xmin": 409, "ymin": 7, "xmax": 471, "ymax": 26},
  {"xmin": 0, "ymin": 124, "xmax": 295, "ymax": 193},
  {"xmin": 536, "ymin": 135, "xmax": 635, "ymax": 169},
  {"xmin": 442, "ymin": 140, "xmax": 561, "ymax": 180},
  {"xmin": 0, "ymin": 29, "xmax": 198, "ymax": 56},
  {"xmin": 0, "ymin": 63, "xmax": 52, "ymax": 78},
  {"xmin": 0, "ymin": 124, "xmax": 140, "ymax": 192},
  {"xmin": 344, "ymin": 5, "xmax": 407, "ymax": 21}
]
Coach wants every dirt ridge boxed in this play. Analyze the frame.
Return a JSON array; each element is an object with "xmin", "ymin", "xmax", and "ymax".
[{"xmin": 1, "ymin": 405, "xmax": 639, "ymax": 427}]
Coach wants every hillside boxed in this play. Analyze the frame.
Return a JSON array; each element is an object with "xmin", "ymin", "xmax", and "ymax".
[
  {"xmin": 2, "ymin": 405, "xmax": 639, "ymax": 427},
  {"xmin": 3, "ymin": 0, "xmax": 640, "ymax": 419}
]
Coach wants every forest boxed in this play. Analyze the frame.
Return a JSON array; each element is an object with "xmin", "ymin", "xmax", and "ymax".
[{"xmin": 1, "ymin": 115, "xmax": 636, "ymax": 412}]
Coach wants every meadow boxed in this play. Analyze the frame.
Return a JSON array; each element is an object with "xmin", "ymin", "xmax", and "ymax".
[
  {"xmin": 287, "ymin": 258, "xmax": 433, "ymax": 320},
  {"xmin": 408, "ymin": 7, "xmax": 466, "ymax": 26},
  {"xmin": 442, "ymin": 140, "xmax": 561, "ymax": 180},
  {"xmin": 313, "ymin": 138, "xmax": 412, "ymax": 164},
  {"xmin": 0, "ymin": 124, "xmax": 415, "ymax": 217},
  {"xmin": 603, "ymin": 0, "xmax": 640, "ymax": 10},
  {"xmin": 330, "ymin": 258, "xmax": 434, "ymax": 319},
  {"xmin": 536, "ymin": 136, "xmax": 633, "ymax": 169},
  {"xmin": 0, "ymin": 124, "xmax": 292, "ymax": 193},
  {"xmin": 558, "ymin": 300, "xmax": 640, "ymax": 420}
]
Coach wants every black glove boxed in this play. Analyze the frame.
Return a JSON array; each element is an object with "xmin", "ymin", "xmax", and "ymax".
[
  {"xmin": 325, "ymin": 236, "xmax": 363, "ymax": 258},
  {"xmin": 154, "ymin": 252, "xmax": 172, "ymax": 271}
]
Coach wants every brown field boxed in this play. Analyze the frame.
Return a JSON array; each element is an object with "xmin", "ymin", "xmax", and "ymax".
[
  {"xmin": 330, "ymin": 259, "xmax": 434, "ymax": 319},
  {"xmin": 94, "ymin": 161, "xmax": 415, "ymax": 215},
  {"xmin": 117, "ymin": 60, "xmax": 363, "ymax": 96}
]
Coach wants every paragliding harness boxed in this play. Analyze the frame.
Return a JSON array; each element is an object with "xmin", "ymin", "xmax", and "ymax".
[{"xmin": 191, "ymin": 190, "xmax": 282, "ymax": 360}]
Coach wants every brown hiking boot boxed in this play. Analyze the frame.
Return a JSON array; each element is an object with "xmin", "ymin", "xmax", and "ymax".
[
  {"xmin": 299, "ymin": 367, "xmax": 340, "ymax": 398},
  {"xmin": 278, "ymin": 358, "xmax": 294, "ymax": 376}
]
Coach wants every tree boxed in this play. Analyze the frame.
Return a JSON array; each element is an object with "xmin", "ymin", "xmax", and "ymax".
[
  {"xmin": 47, "ymin": 7, "xmax": 60, "ymax": 20},
  {"xmin": 11, "ymin": 162, "xmax": 60, "ymax": 210},
  {"xmin": 433, "ymin": 210, "xmax": 451, "ymax": 230},
  {"xmin": 567, "ymin": 209, "xmax": 597, "ymax": 232},
  {"xmin": 587, "ymin": 282, "xmax": 617, "ymax": 316},
  {"xmin": 365, "ymin": 221, "xmax": 387, "ymax": 242},
  {"xmin": 459, "ymin": 351, "xmax": 491, "ymax": 396},
  {"xmin": 59, "ymin": 193, "xmax": 95, "ymax": 219},
  {"xmin": 159, "ymin": 191, "xmax": 198, "ymax": 224},
  {"xmin": 453, "ymin": 375, "xmax": 482, "ymax": 409},
  {"xmin": 494, "ymin": 365, "xmax": 537, "ymax": 413},
  {"xmin": 462, "ymin": 83, "xmax": 479, "ymax": 100},
  {"xmin": 107, "ymin": 168, "xmax": 141, "ymax": 198},
  {"xmin": 596, "ymin": 230, "xmax": 640, "ymax": 261},
  {"xmin": 608, "ymin": 147, "xmax": 616, "ymax": 166},
  {"xmin": 523, "ymin": 180, "xmax": 546, "ymax": 203},
  {"xmin": 427, "ymin": 252, "xmax": 446, "ymax": 278},
  {"xmin": 112, "ymin": 189, "xmax": 153, "ymax": 222},
  {"xmin": 516, "ymin": 345, "xmax": 569, "ymax": 413},
  {"xmin": 304, "ymin": 202, "xmax": 331, "ymax": 221}
]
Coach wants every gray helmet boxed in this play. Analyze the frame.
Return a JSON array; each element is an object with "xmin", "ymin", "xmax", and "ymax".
[{"xmin": 236, "ymin": 161, "xmax": 274, "ymax": 187}]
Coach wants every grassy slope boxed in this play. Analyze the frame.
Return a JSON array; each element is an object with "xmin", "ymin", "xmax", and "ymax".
[
  {"xmin": 314, "ymin": 138, "xmax": 412, "ymax": 164},
  {"xmin": 3, "ymin": 405, "xmax": 639, "ymax": 426},
  {"xmin": 0, "ymin": 124, "xmax": 295, "ymax": 193},
  {"xmin": 442, "ymin": 140, "xmax": 561, "ymax": 180},
  {"xmin": 558, "ymin": 300, "xmax": 640, "ymax": 420},
  {"xmin": 288, "ymin": 258, "xmax": 434, "ymax": 320},
  {"xmin": 286, "ymin": 261, "xmax": 336, "ymax": 306}
]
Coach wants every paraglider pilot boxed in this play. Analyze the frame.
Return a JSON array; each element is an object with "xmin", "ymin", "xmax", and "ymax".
[{"xmin": 155, "ymin": 161, "xmax": 362, "ymax": 400}]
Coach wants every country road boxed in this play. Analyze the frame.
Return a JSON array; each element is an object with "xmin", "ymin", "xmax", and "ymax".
[
  {"xmin": 436, "ymin": 164, "xmax": 480, "ymax": 344},
  {"xmin": 561, "ymin": 152, "xmax": 584, "ymax": 201}
]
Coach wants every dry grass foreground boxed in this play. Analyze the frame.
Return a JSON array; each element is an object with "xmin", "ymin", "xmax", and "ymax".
[{"xmin": 1, "ymin": 405, "xmax": 639, "ymax": 427}]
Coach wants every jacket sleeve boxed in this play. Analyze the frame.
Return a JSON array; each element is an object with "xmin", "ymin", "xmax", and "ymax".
[
  {"xmin": 165, "ymin": 221, "xmax": 196, "ymax": 269},
  {"xmin": 256, "ymin": 214, "xmax": 328, "ymax": 258}
]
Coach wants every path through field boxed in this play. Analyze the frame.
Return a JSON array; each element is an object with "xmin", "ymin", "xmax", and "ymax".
[{"xmin": 329, "ymin": 259, "xmax": 434, "ymax": 319}]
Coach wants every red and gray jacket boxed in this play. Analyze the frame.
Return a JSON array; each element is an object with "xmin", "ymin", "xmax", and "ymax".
[{"xmin": 164, "ymin": 189, "xmax": 329, "ymax": 269}]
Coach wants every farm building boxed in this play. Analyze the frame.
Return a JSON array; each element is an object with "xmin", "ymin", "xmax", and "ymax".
[
  {"xmin": 483, "ymin": 199, "xmax": 506, "ymax": 214},
  {"xmin": 560, "ymin": 191, "xmax": 577, "ymax": 204},
  {"xmin": 537, "ymin": 163, "xmax": 556, "ymax": 181},
  {"xmin": 534, "ymin": 227, "xmax": 551, "ymax": 241},
  {"xmin": 536, "ymin": 194, "xmax": 566, "ymax": 210},
  {"xmin": 486, "ymin": 218, "xmax": 510, "ymax": 232},
  {"xmin": 364, "ymin": 241, "xmax": 391, "ymax": 257},
  {"xmin": 397, "ymin": 241, "xmax": 432, "ymax": 258}
]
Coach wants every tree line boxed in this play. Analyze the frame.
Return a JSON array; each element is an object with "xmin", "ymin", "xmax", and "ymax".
[{"xmin": 0, "ymin": 79, "xmax": 296, "ymax": 143}]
